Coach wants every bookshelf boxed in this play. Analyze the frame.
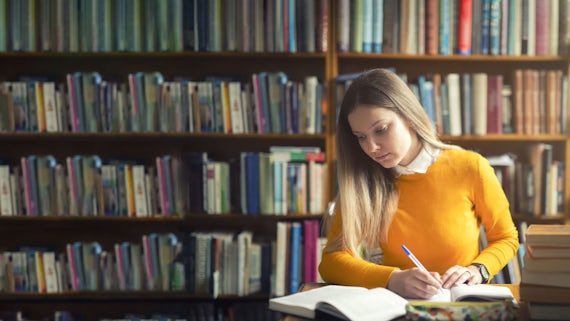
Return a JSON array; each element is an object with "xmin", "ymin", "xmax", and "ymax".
[{"xmin": 1, "ymin": 0, "xmax": 570, "ymax": 320}]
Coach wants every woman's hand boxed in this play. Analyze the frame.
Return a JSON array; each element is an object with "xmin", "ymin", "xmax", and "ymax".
[
  {"xmin": 441, "ymin": 265, "xmax": 482, "ymax": 288},
  {"xmin": 387, "ymin": 268, "xmax": 443, "ymax": 299}
]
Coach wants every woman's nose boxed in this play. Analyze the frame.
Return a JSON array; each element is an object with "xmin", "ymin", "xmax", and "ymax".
[{"xmin": 366, "ymin": 138, "xmax": 381, "ymax": 152}]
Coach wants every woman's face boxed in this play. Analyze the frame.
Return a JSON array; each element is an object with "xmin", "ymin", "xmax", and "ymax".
[{"xmin": 348, "ymin": 105, "xmax": 420, "ymax": 168}]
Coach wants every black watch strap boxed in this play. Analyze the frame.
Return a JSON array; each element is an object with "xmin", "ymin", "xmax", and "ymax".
[{"xmin": 472, "ymin": 263, "xmax": 490, "ymax": 283}]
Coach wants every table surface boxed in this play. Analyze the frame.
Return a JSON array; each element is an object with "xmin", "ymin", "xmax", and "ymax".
[{"xmin": 281, "ymin": 283, "xmax": 529, "ymax": 321}]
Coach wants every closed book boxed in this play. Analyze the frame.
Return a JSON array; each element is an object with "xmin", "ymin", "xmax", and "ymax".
[
  {"xmin": 521, "ymin": 283, "xmax": 570, "ymax": 304},
  {"xmin": 457, "ymin": 0, "xmax": 472, "ymax": 55},
  {"xmin": 525, "ymin": 224, "xmax": 570, "ymax": 246},
  {"xmin": 523, "ymin": 252, "xmax": 570, "ymax": 272},
  {"xmin": 486, "ymin": 74, "xmax": 503, "ymax": 134},
  {"xmin": 529, "ymin": 302, "xmax": 570, "ymax": 321},
  {"xmin": 522, "ymin": 269, "xmax": 570, "ymax": 288},
  {"xmin": 336, "ymin": 0, "xmax": 350, "ymax": 52},
  {"xmin": 425, "ymin": 0, "xmax": 439, "ymax": 55}
]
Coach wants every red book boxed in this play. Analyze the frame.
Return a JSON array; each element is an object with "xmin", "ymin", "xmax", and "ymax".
[
  {"xmin": 457, "ymin": 0, "xmax": 473, "ymax": 55},
  {"xmin": 425, "ymin": 0, "xmax": 439, "ymax": 55},
  {"xmin": 486, "ymin": 74, "xmax": 503, "ymax": 134}
]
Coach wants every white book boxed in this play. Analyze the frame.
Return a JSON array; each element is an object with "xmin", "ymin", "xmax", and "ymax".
[
  {"xmin": 43, "ymin": 82, "xmax": 59, "ymax": 132},
  {"xmin": 229, "ymin": 82, "xmax": 244, "ymax": 134},
  {"xmin": 237, "ymin": 230, "xmax": 252, "ymax": 296},
  {"xmin": 43, "ymin": 252, "xmax": 59, "ymax": 293},
  {"xmin": 0, "ymin": 165, "xmax": 14, "ymax": 216},
  {"xmin": 446, "ymin": 73, "xmax": 462, "ymax": 136},
  {"xmin": 304, "ymin": 76, "xmax": 318, "ymax": 134},
  {"xmin": 472, "ymin": 73, "xmax": 488, "ymax": 135},
  {"xmin": 132, "ymin": 165, "xmax": 148, "ymax": 217},
  {"xmin": 273, "ymin": 222, "xmax": 288, "ymax": 297}
]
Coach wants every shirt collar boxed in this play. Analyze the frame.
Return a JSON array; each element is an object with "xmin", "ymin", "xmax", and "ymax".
[{"xmin": 393, "ymin": 144, "xmax": 441, "ymax": 176}]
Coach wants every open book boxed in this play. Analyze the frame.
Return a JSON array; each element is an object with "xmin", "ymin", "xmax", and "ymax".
[{"xmin": 268, "ymin": 284, "xmax": 515, "ymax": 321}]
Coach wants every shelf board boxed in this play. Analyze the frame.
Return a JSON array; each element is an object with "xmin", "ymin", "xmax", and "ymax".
[
  {"xmin": 336, "ymin": 53, "xmax": 567, "ymax": 62},
  {"xmin": 440, "ymin": 134, "xmax": 568, "ymax": 142},
  {"xmin": 0, "ymin": 51, "xmax": 327, "ymax": 59},
  {"xmin": 0, "ymin": 213, "xmax": 323, "ymax": 223},
  {"xmin": 0, "ymin": 132, "xmax": 327, "ymax": 141},
  {"xmin": 0, "ymin": 291, "xmax": 268, "ymax": 302},
  {"xmin": 512, "ymin": 214, "xmax": 566, "ymax": 224}
]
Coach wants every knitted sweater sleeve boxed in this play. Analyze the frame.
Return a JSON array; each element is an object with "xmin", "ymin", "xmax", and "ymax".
[{"xmin": 471, "ymin": 155, "xmax": 520, "ymax": 278}]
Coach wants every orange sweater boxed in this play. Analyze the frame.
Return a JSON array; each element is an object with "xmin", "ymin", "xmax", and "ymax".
[{"xmin": 319, "ymin": 149, "xmax": 519, "ymax": 288}]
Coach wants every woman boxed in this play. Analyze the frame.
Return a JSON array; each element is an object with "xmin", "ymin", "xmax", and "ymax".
[{"xmin": 318, "ymin": 68, "xmax": 519, "ymax": 299}]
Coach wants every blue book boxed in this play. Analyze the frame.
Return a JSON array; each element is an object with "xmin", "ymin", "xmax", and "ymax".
[
  {"xmin": 481, "ymin": 0, "xmax": 491, "ymax": 55},
  {"xmin": 438, "ymin": 0, "xmax": 450, "ymax": 55},
  {"xmin": 291, "ymin": 83, "xmax": 299, "ymax": 133},
  {"xmin": 196, "ymin": 0, "xmax": 208, "ymax": 51},
  {"xmin": 372, "ymin": 0, "xmax": 384, "ymax": 53},
  {"xmin": 417, "ymin": 76, "xmax": 435, "ymax": 129},
  {"xmin": 489, "ymin": 0, "xmax": 501, "ymax": 55},
  {"xmin": 27, "ymin": 155, "xmax": 39, "ymax": 216},
  {"xmin": 114, "ymin": 0, "xmax": 127, "ymax": 51},
  {"xmin": 258, "ymin": 72, "xmax": 272, "ymax": 133},
  {"xmin": 246, "ymin": 153, "xmax": 260, "ymax": 215},
  {"xmin": 120, "ymin": 242, "xmax": 132, "ymax": 290},
  {"xmin": 288, "ymin": 0, "xmax": 296, "ymax": 52},
  {"xmin": 9, "ymin": 0, "xmax": 20, "ymax": 51},
  {"xmin": 162, "ymin": 155, "xmax": 174, "ymax": 215},
  {"xmin": 440, "ymin": 83, "xmax": 450, "ymax": 134},
  {"xmin": 72, "ymin": 242, "xmax": 86, "ymax": 291},
  {"xmin": 289, "ymin": 222, "xmax": 302, "ymax": 294},
  {"xmin": 148, "ymin": 233, "xmax": 161, "ymax": 290},
  {"xmin": 362, "ymin": 0, "xmax": 373, "ymax": 53},
  {"xmin": 72, "ymin": 73, "xmax": 85, "ymax": 132},
  {"xmin": 267, "ymin": 72, "xmax": 288, "ymax": 133},
  {"xmin": 0, "ymin": 0, "xmax": 6, "ymax": 51}
]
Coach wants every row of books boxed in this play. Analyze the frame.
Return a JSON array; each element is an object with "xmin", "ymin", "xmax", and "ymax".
[
  {"xmin": 0, "ymin": 147, "xmax": 327, "ymax": 217},
  {"xmin": 519, "ymin": 224, "xmax": 570, "ymax": 320},
  {"xmin": 0, "ymin": 221, "xmax": 325, "ymax": 299},
  {"xmin": 0, "ymin": 0, "xmax": 328, "ymax": 53},
  {"xmin": 337, "ymin": 0, "xmax": 570, "ymax": 56},
  {"xmin": 487, "ymin": 145, "xmax": 565, "ymax": 218},
  {"xmin": 0, "ymin": 72, "xmax": 326, "ymax": 134},
  {"xmin": 336, "ymin": 68, "xmax": 569, "ymax": 137},
  {"xmin": 187, "ymin": 0, "xmax": 329, "ymax": 53},
  {"xmin": 1, "ymin": 233, "xmax": 183, "ymax": 293}
]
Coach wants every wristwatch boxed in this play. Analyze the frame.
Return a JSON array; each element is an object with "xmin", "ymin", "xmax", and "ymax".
[{"xmin": 472, "ymin": 263, "xmax": 490, "ymax": 283}]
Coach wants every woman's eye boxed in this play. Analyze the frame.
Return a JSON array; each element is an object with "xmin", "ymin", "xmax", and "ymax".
[{"xmin": 376, "ymin": 125, "xmax": 388, "ymax": 134}]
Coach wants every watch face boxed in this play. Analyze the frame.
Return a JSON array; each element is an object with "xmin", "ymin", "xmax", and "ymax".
[{"xmin": 479, "ymin": 264, "xmax": 490, "ymax": 281}]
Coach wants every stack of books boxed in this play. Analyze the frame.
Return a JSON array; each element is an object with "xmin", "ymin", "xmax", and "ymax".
[{"xmin": 520, "ymin": 224, "xmax": 570, "ymax": 320}]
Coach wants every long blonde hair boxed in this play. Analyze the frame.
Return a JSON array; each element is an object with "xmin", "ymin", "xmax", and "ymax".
[{"xmin": 327, "ymin": 69, "xmax": 459, "ymax": 257}]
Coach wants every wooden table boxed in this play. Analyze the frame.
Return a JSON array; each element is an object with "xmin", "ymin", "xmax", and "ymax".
[{"xmin": 282, "ymin": 283, "xmax": 529, "ymax": 321}]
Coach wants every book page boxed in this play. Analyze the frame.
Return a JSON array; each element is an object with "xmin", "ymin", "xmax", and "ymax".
[
  {"xmin": 450, "ymin": 284, "xmax": 515, "ymax": 302},
  {"xmin": 425, "ymin": 288, "xmax": 453, "ymax": 302},
  {"xmin": 269, "ymin": 285, "xmax": 368, "ymax": 319},
  {"xmin": 317, "ymin": 287, "xmax": 408, "ymax": 321}
]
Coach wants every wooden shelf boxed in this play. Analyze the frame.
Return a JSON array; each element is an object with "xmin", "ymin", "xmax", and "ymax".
[{"xmin": 0, "ymin": 291, "xmax": 269, "ymax": 302}]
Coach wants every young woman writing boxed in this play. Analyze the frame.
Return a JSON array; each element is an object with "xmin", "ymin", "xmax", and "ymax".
[{"xmin": 318, "ymin": 69, "xmax": 519, "ymax": 299}]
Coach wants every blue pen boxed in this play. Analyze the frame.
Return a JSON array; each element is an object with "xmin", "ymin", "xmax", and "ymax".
[
  {"xmin": 401, "ymin": 245, "xmax": 429, "ymax": 272},
  {"xmin": 402, "ymin": 244, "xmax": 443, "ymax": 293}
]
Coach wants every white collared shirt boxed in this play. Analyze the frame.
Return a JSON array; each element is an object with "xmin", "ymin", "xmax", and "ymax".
[{"xmin": 393, "ymin": 144, "xmax": 441, "ymax": 176}]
